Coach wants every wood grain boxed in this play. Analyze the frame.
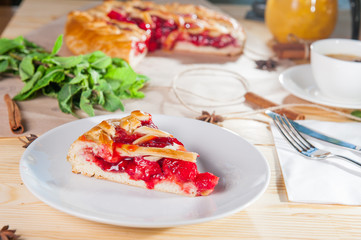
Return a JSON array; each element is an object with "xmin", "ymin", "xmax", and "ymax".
[
  {"xmin": 2, "ymin": 138, "xmax": 361, "ymax": 239},
  {"xmin": 1, "ymin": 0, "xmax": 361, "ymax": 239}
]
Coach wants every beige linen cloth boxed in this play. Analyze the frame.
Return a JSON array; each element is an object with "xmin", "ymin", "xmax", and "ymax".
[{"xmin": 0, "ymin": 1, "xmax": 278, "ymax": 137}]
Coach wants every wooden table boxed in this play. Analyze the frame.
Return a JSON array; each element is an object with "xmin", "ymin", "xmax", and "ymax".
[{"xmin": 1, "ymin": 0, "xmax": 361, "ymax": 239}]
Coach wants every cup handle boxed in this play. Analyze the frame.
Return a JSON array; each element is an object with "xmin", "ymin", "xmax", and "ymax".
[{"xmin": 350, "ymin": 0, "xmax": 360, "ymax": 39}]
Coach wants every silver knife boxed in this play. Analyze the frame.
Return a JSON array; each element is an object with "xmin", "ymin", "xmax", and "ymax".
[{"xmin": 266, "ymin": 111, "xmax": 361, "ymax": 152}]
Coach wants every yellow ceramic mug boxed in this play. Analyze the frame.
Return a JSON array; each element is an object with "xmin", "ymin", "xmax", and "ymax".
[{"xmin": 265, "ymin": 0, "xmax": 338, "ymax": 43}]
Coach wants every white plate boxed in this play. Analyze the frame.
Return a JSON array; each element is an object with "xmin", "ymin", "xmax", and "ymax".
[
  {"xmin": 19, "ymin": 113, "xmax": 270, "ymax": 228},
  {"xmin": 279, "ymin": 64, "xmax": 361, "ymax": 109}
]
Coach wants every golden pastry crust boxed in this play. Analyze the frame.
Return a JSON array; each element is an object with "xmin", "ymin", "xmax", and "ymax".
[
  {"xmin": 64, "ymin": 0, "xmax": 246, "ymax": 66},
  {"xmin": 65, "ymin": 11, "xmax": 148, "ymax": 64},
  {"xmin": 67, "ymin": 110, "xmax": 219, "ymax": 196},
  {"xmin": 71, "ymin": 110, "xmax": 197, "ymax": 162}
]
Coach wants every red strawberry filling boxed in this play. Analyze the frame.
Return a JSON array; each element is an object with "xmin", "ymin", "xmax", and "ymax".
[
  {"xmin": 187, "ymin": 32, "xmax": 238, "ymax": 48},
  {"xmin": 84, "ymin": 118, "xmax": 219, "ymax": 196},
  {"xmin": 107, "ymin": 9, "xmax": 238, "ymax": 52},
  {"xmin": 140, "ymin": 136, "xmax": 184, "ymax": 148},
  {"xmin": 147, "ymin": 15, "xmax": 178, "ymax": 51}
]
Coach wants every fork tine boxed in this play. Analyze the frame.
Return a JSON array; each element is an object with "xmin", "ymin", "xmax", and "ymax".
[
  {"xmin": 277, "ymin": 115, "xmax": 309, "ymax": 151},
  {"xmin": 280, "ymin": 115, "xmax": 316, "ymax": 149},
  {"xmin": 272, "ymin": 115, "xmax": 303, "ymax": 153},
  {"xmin": 266, "ymin": 111, "xmax": 361, "ymax": 167}
]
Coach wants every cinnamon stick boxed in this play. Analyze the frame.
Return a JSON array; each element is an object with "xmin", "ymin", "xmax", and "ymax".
[
  {"xmin": 4, "ymin": 94, "xmax": 24, "ymax": 134},
  {"xmin": 272, "ymin": 43, "xmax": 305, "ymax": 51},
  {"xmin": 272, "ymin": 42, "xmax": 310, "ymax": 60},
  {"xmin": 276, "ymin": 49, "xmax": 307, "ymax": 60},
  {"xmin": 244, "ymin": 92, "xmax": 305, "ymax": 120}
]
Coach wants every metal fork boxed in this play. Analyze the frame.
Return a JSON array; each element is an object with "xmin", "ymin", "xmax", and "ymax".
[{"xmin": 266, "ymin": 110, "xmax": 361, "ymax": 167}]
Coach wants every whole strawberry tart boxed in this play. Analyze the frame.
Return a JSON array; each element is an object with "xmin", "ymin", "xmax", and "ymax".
[{"xmin": 64, "ymin": 0, "xmax": 246, "ymax": 66}]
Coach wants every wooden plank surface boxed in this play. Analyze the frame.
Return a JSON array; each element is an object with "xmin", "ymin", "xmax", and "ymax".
[
  {"xmin": 2, "ymin": 137, "xmax": 361, "ymax": 240},
  {"xmin": 0, "ymin": 6, "xmax": 15, "ymax": 35},
  {"xmin": 2, "ymin": 137, "xmax": 361, "ymax": 239},
  {"xmin": 1, "ymin": 0, "xmax": 361, "ymax": 239}
]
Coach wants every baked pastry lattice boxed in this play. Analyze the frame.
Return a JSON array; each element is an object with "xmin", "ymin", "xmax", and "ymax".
[
  {"xmin": 67, "ymin": 110, "xmax": 219, "ymax": 196},
  {"xmin": 64, "ymin": 0, "xmax": 246, "ymax": 66}
]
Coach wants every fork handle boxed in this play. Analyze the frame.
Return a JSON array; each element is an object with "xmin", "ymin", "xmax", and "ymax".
[{"xmin": 333, "ymin": 154, "xmax": 361, "ymax": 167}]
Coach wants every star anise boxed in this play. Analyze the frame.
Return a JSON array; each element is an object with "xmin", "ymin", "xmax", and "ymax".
[
  {"xmin": 255, "ymin": 58, "xmax": 278, "ymax": 71},
  {"xmin": 18, "ymin": 134, "xmax": 38, "ymax": 148},
  {"xmin": 0, "ymin": 225, "xmax": 20, "ymax": 240},
  {"xmin": 196, "ymin": 111, "xmax": 224, "ymax": 124}
]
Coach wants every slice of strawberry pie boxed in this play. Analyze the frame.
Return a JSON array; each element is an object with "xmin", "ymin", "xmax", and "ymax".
[{"xmin": 67, "ymin": 110, "xmax": 219, "ymax": 196}]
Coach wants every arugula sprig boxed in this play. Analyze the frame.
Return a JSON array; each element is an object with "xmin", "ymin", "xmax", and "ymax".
[{"xmin": 0, "ymin": 35, "xmax": 149, "ymax": 116}]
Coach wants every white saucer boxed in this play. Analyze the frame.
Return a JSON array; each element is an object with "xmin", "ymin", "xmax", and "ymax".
[{"xmin": 279, "ymin": 64, "xmax": 361, "ymax": 109}]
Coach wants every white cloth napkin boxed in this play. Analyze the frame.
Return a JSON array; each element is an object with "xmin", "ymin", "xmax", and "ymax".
[{"xmin": 271, "ymin": 120, "xmax": 361, "ymax": 205}]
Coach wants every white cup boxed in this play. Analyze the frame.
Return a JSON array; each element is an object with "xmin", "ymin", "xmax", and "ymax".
[{"xmin": 310, "ymin": 39, "xmax": 361, "ymax": 101}]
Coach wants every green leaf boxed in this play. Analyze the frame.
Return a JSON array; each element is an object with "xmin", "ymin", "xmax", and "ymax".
[
  {"xmin": 128, "ymin": 79, "xmax": 146, "ymax": 98},
  {"xmin": 0, "ymin": 55, "xmax": 10, "ymax": 61},
  {"xmin": 105, "ymin": 65, "xmax": 136, "ymax": 82},
  {"xmin": 50, "ymin": 55, "xmax": 83, "ymax": 68},
  {"xmin": 79, "ymin": 89, "xmax": 95, "ymax": 116},
  {"xmin": 57, "ymin": 83, "xmax": 82, "ymax": 114},
  {"xmin": 88, "ymin": 68, "xmax": 100, "ymax": 86},
  {"xmin": 107, "ymin": 79, "xmax": 121, "ymax": 92},
  {"xmin": 98, "ymin": 80, "xmax": 124, "ymax": 112},
  {"xmin": 351, "ymin": 110, "xmax": 361, "ymax": 119},
  {"xmin": 0, "ymin": 36, "xmax": 24, "ymax": 55},
  {"xmin": 93, "ymin": 56, "xmax": 112, "ymax": 69},
  {"xmin": 75, "ymin": 61, "xmax": 90, "ymax": 72},
  {"xmin": 18, "ymin": 65, "xmax": 45, "ymax": 94},
  {"xmin": 42, "ymin": 83, "xmax": 59, "ymax": 98},
  {"xmin": 19, "ymin": 55, "xmax": 34, "ymax": 81},
  {"xmin": 103, "ymin": 93, "xmax": 124, "ymax": 112},
  {"xmin": 14, "ymin": 66, "xmax": 64, "ymax": 100},
  {"xmin": 94, "ymin": 85, "xmax": 105, "ymax": 106},
  {"xmin": 44, "ymin": 66, "xmax": 65, "ymax": 83},
  {"xmin": 87, "ymin": 51, "xmax": 112, "ymax": 69},
  {"xmin": 112, "ymin": 57, "xmax": 130, "ymax": 68},
  {"xmin": 69, "ymin": 72, "xmax": 86, "ymax": 85},
  {"xmin": 8, "ymin": 57, "xmax": 19, "ymax": 72},
  {"xmin": 30, "ymin": 52, "xmax": 49, "ymax": 62},
  {"xmin": 136, "ymin": 74, "xmax": 150, "ymax": 83},
  {"xmin": 51, "ymin": 34, "xmax": 63, "ymax": 56},
  {"xmin": 1, "ymin": 35, "xmax": 148, "ymax": 116},
  {"xmin": 0, "ymin": 60, "xmax": 8, "ymax": 73},
  {"xmin": 104, "ymin": 66, "xmax": 137, "ymax": 96}
]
